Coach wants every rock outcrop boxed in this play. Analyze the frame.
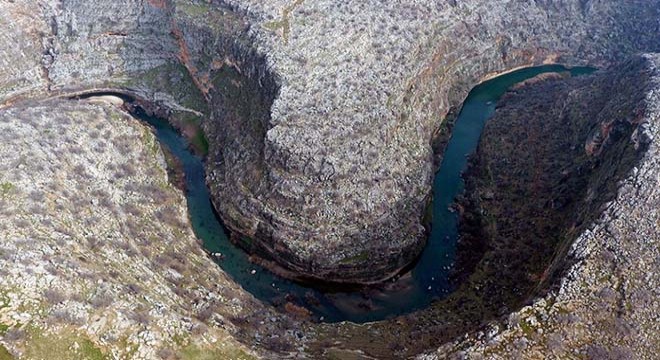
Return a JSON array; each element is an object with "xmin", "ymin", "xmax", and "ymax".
[
  {"xmin": 422, "ymin": 54, "xmax": 660, "ymax": 360},
  {"xmin": 2, "ymin": 0, "xmax": 660, "ymax": 359},
  {"xmin": 200, "ymin": 0, "xmax": 660, "ymax": 284}
]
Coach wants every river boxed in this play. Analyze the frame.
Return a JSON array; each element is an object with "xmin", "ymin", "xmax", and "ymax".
[{"xmin": 138, "ymin": 64, "xmax": 595, "ymax": 323}]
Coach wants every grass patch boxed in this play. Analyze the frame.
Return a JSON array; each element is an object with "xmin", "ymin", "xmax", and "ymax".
[
  {"xmin": 142, "ymin": 126, "xmax": 162, "ymax": 158},
  {"xmin": 421, "ymin": 197, "xmax": 433, "ymax": 229},
  {"xmin": 339, "ymin": 251, "xmax": 369, "ymax": 264},
  {"xmin": 78, "ymin": 339, "xmax": 108, "ymax": 360},
  {"xmin": 262, "ymin": 0, "xmax": 305, "ymax": 43},
  {"xmin": 0, "ymin": 323, "xmax": 9, "ymax": 335},
  {"xmin": 178, "ymin": 344, "xmax": 255, "ymax": 360},
  {"xmin": 23, "ymin": 327, "xmax": 109, "ymax": 360},
  {"xmin": 0, "ymin": 183, "xmax": 15, "ymax": 198},
  {"xmin": 238, "ymin": 236, "xmax": 253, "ymax": 249},
  {"xmin": 172, "ymin": 112, "xmax": 209, "ymax": 156},
  {"xmin": 519, "ymin": 319, "xmax": 535, "ymax": 337},
  {"xmin": 191, "ymin": 129, "xmax": 209, "ymax": 156},
  {"xmin": 0, "ymin": 292, "xmax": 9, "ymax": 310},
  {"xmin": 177, "ymin": 3, "xmax": 211, "ymax": 17},
  {"xmin": 0, "ymin": 345, "xmax": 13, "ymax": 360},
  {"xmin": 131, "ymin": 62, "xmax": 209, "ymax": 115}
]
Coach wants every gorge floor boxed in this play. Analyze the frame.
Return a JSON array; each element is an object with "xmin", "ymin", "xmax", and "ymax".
[
  {"xmin": 131, "ymin": 65, "xmax": 596, "ymax": 328},
  {"xmin": 2, "ymin": 1, "xmax": 659, "ymax": 358}
]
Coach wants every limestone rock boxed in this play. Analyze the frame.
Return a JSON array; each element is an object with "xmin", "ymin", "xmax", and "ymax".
[
  {"xmin": 425, "ymin": 53, "xmax": 660, "ymax": 360},
  {"xmin": 201, "ymin": 0, "xmax": 660, "ymax": 283}
]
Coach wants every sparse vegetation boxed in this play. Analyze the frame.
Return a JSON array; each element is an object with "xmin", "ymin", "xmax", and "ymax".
[
  {"xmin": 0, "ymin": 345, "xmax": 12, "ymax": 360},
  {"xmin": 177, "ymin": 344, "xmax": 256, "ymax": 360},
  {"xmin": 0, "ymin": 183, "xmax": 14, "ymax": 198},
  {"xmin": 0, "ymin": 100, "xmax": 266, "ymax": 358},
  {"xmin": 21, "ymin": 327, "xmax": 109, "ymax": 360}
]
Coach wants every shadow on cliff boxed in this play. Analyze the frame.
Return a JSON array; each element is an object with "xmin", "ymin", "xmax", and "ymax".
[{"xmin": 308, "ymin": 57, "xmax": 653, "ymax": 359}]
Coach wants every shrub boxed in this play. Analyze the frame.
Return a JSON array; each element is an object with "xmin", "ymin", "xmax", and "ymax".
[
  {"xmin": 3, "ymin": 327, "xmax": 26, "ymax": 342},
  {"xmin": 157, "ymin": 348, "xmax": 175, "ymax": 360},
  {"xmin": 43, "ymin": 289, "xmax": 65, "ymax": 305},
  {"xmin": 130, "ymin": 309, "xmax": 151, "ymax": 325},
  {"xmin": 51, "ymin": 308, "xmax": 85, "ymax": 325},
  {"xmin": 90, "ymin": 291, "xmax": 113, "ymax": 309},
  {"xmin": 123, "ymin": 203, "xmax": 142, "ymax": 216},
  {"xmin": 195, "ymin": 306, "xmax": 214, "ymax": 322},
  {"xmin": 155, "ymin": 208, "xmax": 186, "ymax": 230},
  {"xmin": 126, "ymin": 283, "xmax": 142, "ymax": 295}
]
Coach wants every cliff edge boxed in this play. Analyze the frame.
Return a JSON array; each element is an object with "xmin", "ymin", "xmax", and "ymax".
[
  {"xmin": 424, "ymin": 54, "xmax": 660, "ymax": 360},
  {"xmin": 202, "ymin": 0, "xmax": 660, "ymax": 284}
]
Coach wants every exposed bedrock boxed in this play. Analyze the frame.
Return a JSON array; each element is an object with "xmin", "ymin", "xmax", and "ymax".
[
  {"xmin": 311, "ymin": 53, "xmax": 660, "ymax": 360},
  {"xmin": 197, "ymin": 0, "xmax": 660, "ymax": 283},
  {"xmin": 3, "ymin": 0, "xmax": 659, "ymax": 284}
]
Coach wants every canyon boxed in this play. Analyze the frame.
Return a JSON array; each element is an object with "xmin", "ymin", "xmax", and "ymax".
[{"xmin": 0, "ymin": 0, "xmax": 659, "ymax": 359}]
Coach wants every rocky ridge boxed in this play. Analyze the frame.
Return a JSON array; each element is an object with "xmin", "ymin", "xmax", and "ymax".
[
  {"xmin": 1, "ymin": 0, "xmax": 660, "ymax": 359},
  {"xmin": 421, "ymin": 54, "xmax": 660, "ymax": 360},
  {"xmin": 202, "ymin": 0, "xmax": 660, "ymax": 283}
]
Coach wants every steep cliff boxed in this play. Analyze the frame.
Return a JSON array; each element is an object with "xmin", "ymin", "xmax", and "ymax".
[
  {"xmin": 424, "ymin": 54, "xmax": 660, "ymax": 360},
  {"xmin": 199, "ymin": 0, "xmax": 660, "ymax": 283},
  {"xmin": 1, "ymin": 0, "xmax": 660, "ymax": 359}
]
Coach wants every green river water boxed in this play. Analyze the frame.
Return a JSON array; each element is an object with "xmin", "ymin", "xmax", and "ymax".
[{"xmin": 139, "ymin": 64, "xmax": 595, "ymax": 323}]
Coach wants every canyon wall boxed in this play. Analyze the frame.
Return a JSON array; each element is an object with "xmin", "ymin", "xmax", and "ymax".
[
  {"xmin": 1, "ymin": 0, "xmax": 660, "ymax": 358},
  {"xmin": 4, "ymin": 0, "xmax": 658, "ymax": 286},
  {"xmin": 198, "ymin": 0, "xmax": 660, "ymax": 283},
  {"xmin": 423, "ymin": 53, "xmax": 660, "ymax": 360}
]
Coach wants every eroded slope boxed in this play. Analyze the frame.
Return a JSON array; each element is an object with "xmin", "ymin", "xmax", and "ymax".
[
  {"xmin": 428, "ymin": 54, "xmax": 660, "ymax": 360},
  {"xmin": 0, "ymin": 100, "xmax": 297, "ymax": 359}
]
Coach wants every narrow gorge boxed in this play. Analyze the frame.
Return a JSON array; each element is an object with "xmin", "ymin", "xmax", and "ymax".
[{"xmin": 1, "ymin": 0, "xmax": 659, "ymax": 359}]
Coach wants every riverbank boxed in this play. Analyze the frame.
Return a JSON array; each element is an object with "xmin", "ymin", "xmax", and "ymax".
[
  {"xmin": 426, "ymin": 53, "xmax": 660, "ymax": 360},
  {"xmin": 2, "ymin": 0, "xmax": 660, "ymax": 359},
  {"xmin": 129, "ymin": 65, "xmax": 599, "ymax": 328}
]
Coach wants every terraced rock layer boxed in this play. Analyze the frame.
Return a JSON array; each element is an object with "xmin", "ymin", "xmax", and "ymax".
[
  {"xmin": 1, "ymin": 0, "xmax": 660, "ymax": 358},
  {"xmin": 423, "ymin": 54, "xmax": 660, "ymax": 359}
]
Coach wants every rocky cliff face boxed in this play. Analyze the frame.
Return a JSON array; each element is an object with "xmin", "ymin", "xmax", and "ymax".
[
  {"xmin": 0, "ymin": 3, "xmax": 297, "ymax": 357},
  {"xmin": 1, "ymin": 0, "xmax": 660, "ymax": 359},
  {"xmin": 422, "ymin": 54, "xmax": 660, "ymax": 360},
  {"xmin": 199, "ymin": 0, "xmax": 660, "ymax": 284}
]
